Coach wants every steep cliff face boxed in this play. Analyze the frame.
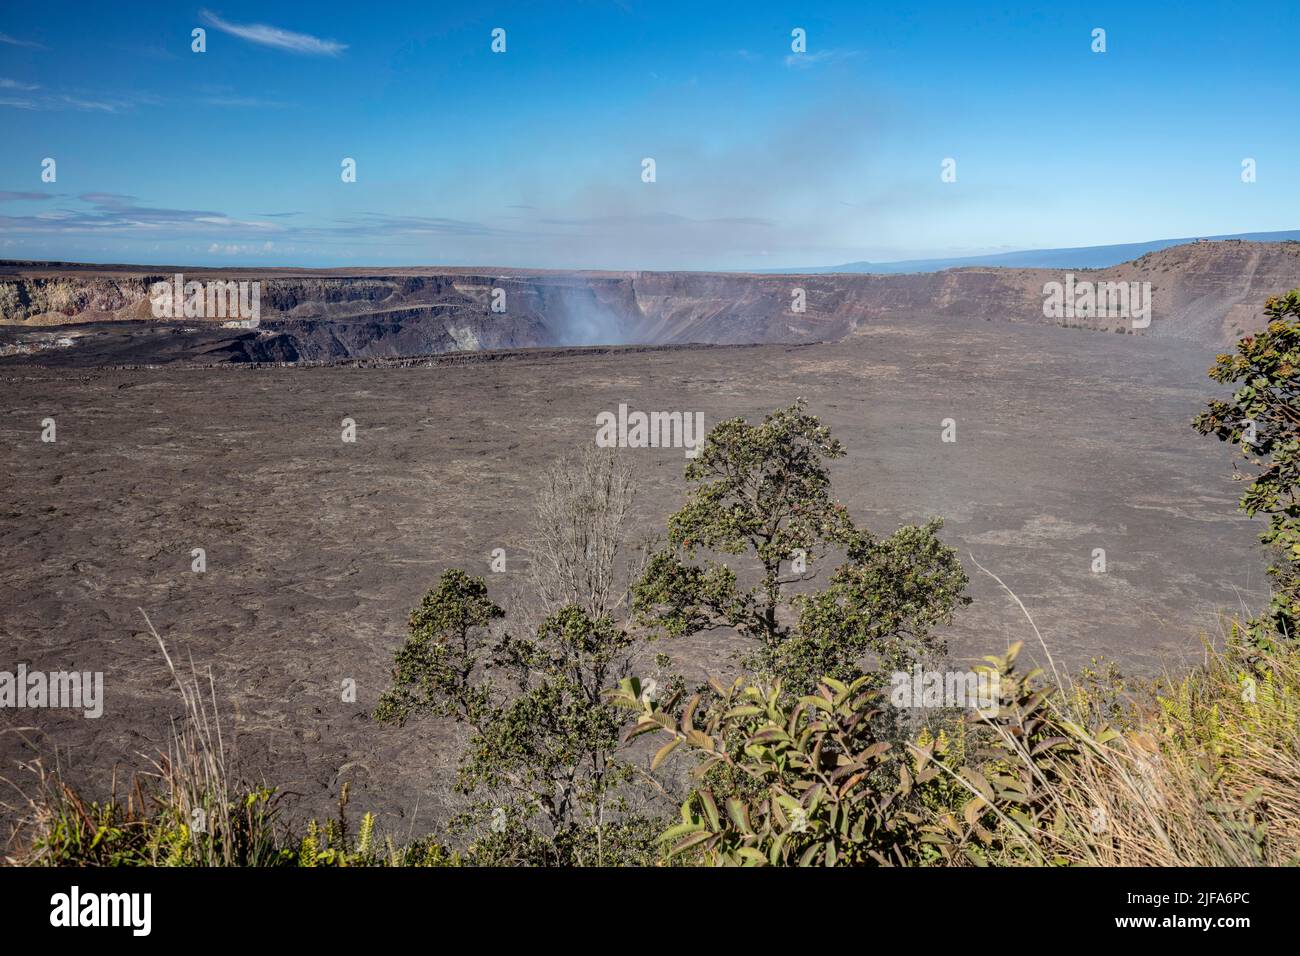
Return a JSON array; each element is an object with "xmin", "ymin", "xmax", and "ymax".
[
  {"xmin": 640, "ymin": 240, "xmax": 1300, "ymax": 344},
  {"xmin": 834, "ymin": 240, "xmax": 1300, "ymax": 343},
  {"xmin": 0, "ymin": 272, "xmax": 630, "ymax": 360},
  {"xmin": 2, "ymin": 240, "xmax": 1297, "ymax": 364}
]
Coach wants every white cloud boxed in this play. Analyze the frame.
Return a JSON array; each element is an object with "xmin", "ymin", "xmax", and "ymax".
[
  {"xmin": 0, "ymin": 88, "xmax": 157, "ymax": 113},
  {"xmin": 199, "ymin": 10, "xmax": 347, "ymax": 56},
  {"xmin": 784, "ymin": 49, "xmax": 862, "ymax": 69},
  {"xmin": 0, "ymin": 32, "xmax": 45, "ymax": 49},
  {"xmin": 194, "ymin": 216, "xmax": 281, "ymax": 230},
  {"xmin": 200, "ymin": 94, "xmax": 290, "ymax": 108}
]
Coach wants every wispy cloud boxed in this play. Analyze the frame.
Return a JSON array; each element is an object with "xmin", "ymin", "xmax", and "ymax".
[
  {"xmin": 0, "ymin": 198, "xmax": 537, "ymax": 265},
  {"xmin": 193, "ymin": 83, "xmax": 291, "ymax": 109},
  {"xmin": 784, "ymin": 49, "xmax": 862, "ymax": 69},
  {"xmin": 321, "ymin": 213, "xmax": 507, "ymax": 239},
  {"xmin": 0, "ymin": 193, "xmax": 783, "ymax": 267},
  {"xmin": 0, "ymin": 78, "xmax": 40, "ymax": 91},
  {"xmin": 57, "ymin": 95, "xmax": 123, "ymax": 112},
  {"xmin": 0, "ymin": 32, "xmax": 45, "ymax": 49},
  {"xmin": 0, "ymin": 191, "xmax": 54, "ymax": 202},
  {"xmin": 200, "ymin": 94, "xmax": 291, "ymax": 108},
  {"xmin": 0, "ymin": 87, "xmax": 157, "ymax": 113},
  {"xmin": 538, "ymin": 212, "xmax": 774, "ymax": 229},
  {"xmin": 79, "ymin": 192, "xmax": 136, "ymax": 205},
  {"xmin": 0, "ymin": 193, "xmax": 288, "ymax": 236},
  {"xmin": 200, "ymin": 9, "xmax": 347, "ymax": 56},
  {"xmin": 209, "ymin": 241, "xmax": 276, "ymax": 256}
]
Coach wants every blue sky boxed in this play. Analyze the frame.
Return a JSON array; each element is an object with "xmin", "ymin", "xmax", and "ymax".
[{"xmin": 1, "ymin": 1, "xmax": 1296, "ymax": 270}]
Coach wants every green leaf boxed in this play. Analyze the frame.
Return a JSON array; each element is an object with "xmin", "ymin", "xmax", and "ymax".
[
  {"xmin": 670, "ymin": 830, "xmax": 716, "ymax": 857},
  {"xmin": 660, "ymin": 820, "xmax": 704, "ymax": 843},
  {"xmin": 726, "ymin": 798, "xmax": 754, "ymax": 834},
  {"xmin": 698, "ymin": 791, "xmax": 721, "ymax": 831},
  {"xmin": 651, "ymin": 738, "xmax": 681, "ymax": 771}
]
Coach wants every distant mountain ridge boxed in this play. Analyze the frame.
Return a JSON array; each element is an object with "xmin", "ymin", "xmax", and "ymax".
[{"xmin": 760, "ymin": 229, "xmax": 1300, "ymax": 274}]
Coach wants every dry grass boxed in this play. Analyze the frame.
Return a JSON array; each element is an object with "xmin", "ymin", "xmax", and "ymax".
[
  {"xmin": 4, "ymin": 610, "xmax": 285, "ymax": 866},
  {"xmin": 1052, "ymin": 638, "xmax": 1300, "ymax": 866},
  {"xmin": 955, "ymin": 632, "xmax": 1300, "ymax": 867}
]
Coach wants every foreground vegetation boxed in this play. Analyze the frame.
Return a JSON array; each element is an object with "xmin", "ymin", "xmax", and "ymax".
[
  {"xmin": 12, "ymin": 632, "xmax": 1298, "ymax": 867},
  {"xmin": 7, "ymin": 290, "xmax": 1299, "ymax": 867}
]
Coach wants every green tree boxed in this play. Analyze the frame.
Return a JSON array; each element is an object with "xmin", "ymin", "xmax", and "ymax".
[
  {"xmin": 1194, "ymin": 289, "xmax": 1300, "ymax": 652},
  {"xmin": 375, "ymin": 571, "xmax": 660, "ymax": 865},
  {"xmin": 788, "ymin": 518, "xmax": 973, "ymax": 683},
  {"xmin": 632, "ymin": 399, "xmax": 969, "ymax": 694},
  {"xmin": 375, "ymin": 449, "xmax": 671, "ymax": 865},
  {"xmin": 374, "ymin": 569, "xmax": 503, "ymax": 727}
]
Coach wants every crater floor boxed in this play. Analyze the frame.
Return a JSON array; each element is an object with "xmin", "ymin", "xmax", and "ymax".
[{"xmin": 0, "ymin": 315, "xmax": 1264, "ymax": 835}]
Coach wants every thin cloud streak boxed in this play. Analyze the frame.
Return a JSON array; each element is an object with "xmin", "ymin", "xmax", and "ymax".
[
  {"xmin": 200, "ymin": 95, "xmax": 292, "ymax": 108},
  {"xmin": 0, "ymin": 32, "xmax": 45, "ymax": 49},
  {"xmin": 0, "ymin": 88, "xmax": 158, "ymax": 113},
  {"xmin": 784, "ymin": 49, "xmax": 862, "ymax": 69},
  {"xmin": 0, "ymin": 194, "xmax": 288, "ymax": 235},
  {"xmin": 199, "ymin": 9, "xmax": 347, "ymax": 56}
]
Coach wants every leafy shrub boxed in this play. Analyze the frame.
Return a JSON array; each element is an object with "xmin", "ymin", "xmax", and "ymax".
[
  {"xmin": 609, "ymin": 674, "xmax": 923, "ymax": 865},
  {"xmin": 612, "ymin": 633, "xmax": 1300, "ymax": 867},
  {"xmin": 1194, "ymin": 289, "xmax": 1300, "ymax": 653},
  {"xmin": 374, "ymin": 572, "xmax": 665, "ymax": 865}
]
